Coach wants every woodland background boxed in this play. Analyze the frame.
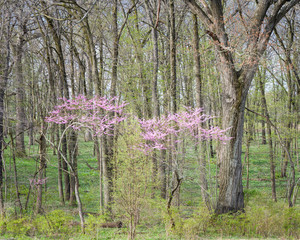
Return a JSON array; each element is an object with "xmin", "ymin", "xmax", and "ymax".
[{"xmin": 0, "ymin": 0, "xmax": 299, "ymax": 239}]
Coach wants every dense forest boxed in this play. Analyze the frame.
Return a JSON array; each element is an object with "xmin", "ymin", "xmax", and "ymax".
[{"xmin": 0, "ymin": 0, "xmax": 299, "ymax": 239}]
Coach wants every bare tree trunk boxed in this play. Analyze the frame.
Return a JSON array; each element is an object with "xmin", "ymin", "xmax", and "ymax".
[
  {"xmin": 0, "ymin": 22, "xmax": 11, "ymax": 217},
  {"xmin": 36, "ymin": 121, "xmax": 47, "ymax": 214},
  {"xmin": 245, "ymin": 135, "xmax": 250, "ymax": 190},
  {"xmin": 0, "ymin": 88, "xmax": 5, "ymax": 216},
  {"xmin": 102, "ymin": 0, "xmax": 119, "ymax": 214},
  {"xmin": 69, "ymin": 130, "xmax": 78, "ymax": 206},
  {"xmin": 166, "ymin": 169, "xmax": 182, "ymax": 229},
  {"xmin": 215, "ymin": 69, "xmax": 247, "ymax": 214},
  {"xmin": 258, "ymin": 73, "xmax": 277, "ymax": 202},
  {"xmin": 261, "ymin": 116, "xmax": 267, "ymax": 145},
  {"xmin": 41, "ymin": 28, "xmax": 65, "ymax": 204},
  {"xmin": 8, "ymin": 130, "xmax": 23, "ymax": 214},
  {"xmin": 170, "ymin": 0, "xmax": 177, "ymax": 114},
  {"xmin": 192, "ymin": 13, "xmax": 211, "ymax": 211},
  {"xmin": 57, "ymin": 129, "xmax": 65, "ymax": 205},
  {"xmin": 14, "ymin": 37, "xmax": 26, "ymax": 157},
  {"xmin": 94, "ymin": 137, "xmax": 104, "ymax": 213},
  {"xmin": 74, "ymin": 175, "xmax": 85, "ymax": 233},
  {"xmin": 42, "ymin": 2, "xmax": 71, "ymax": 201}
]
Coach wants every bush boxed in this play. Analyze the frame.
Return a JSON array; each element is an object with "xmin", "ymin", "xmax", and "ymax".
[
  {"xmin": 5, "ymin": 216, "xmax": 33, "ymax": 237},
  {"xmin": 34, "ymin": 210, "xmax": 74, "ymax": 237},
  {"xmin": 84, "ymin": 214, "xmax": 106, "ymax": 234},
  {"xmin": 169, "ymin": 201, "xmax": 300, "ymax": 239},
  {"xmin": 283, "ymin": 207, "xmax": 300, "ymax": 238}
]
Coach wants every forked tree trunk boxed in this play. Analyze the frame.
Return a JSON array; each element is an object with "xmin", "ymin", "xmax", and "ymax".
[{"xmin": 184, "ymin": 0, "xmax": 298, "ymax": 215}]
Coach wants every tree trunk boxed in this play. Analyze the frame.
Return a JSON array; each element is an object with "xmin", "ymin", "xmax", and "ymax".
[
  {"xmin": 0, "ymin": 23, "xmax": 10, "ymax": 217},
  {"xmin": 14, "ymin": 40, "xmax": 26, "ymax": 157},
  {"xmin": 36, "ymin": 121, "xmax": 47, "ymax": 214},
  {"xmin": 42, "ymin": 2, "xmax": 71, "ymax": 202},
  {"xmin": 184, "ymin": 0, "xmax": 298, "ymax": 215},
  {"xmin": 215, "ymin": 70, "xmax": 247, "ymax": 214},
  {"xmin": 170, "ymin": 0, "xmax": 177, "ymax": 114},
  {"xmin": 69, "ymin": 130, "xmax": 78, "ymax": 206},
  {"xmin": 258, "ymin": 71, "xmax": 277, "ymax": 202},
  {"xmin": 57, "ymin": 129, "xmax": 65, "ymax": 205},
  {"xmin": 215, "ymin": 97, "xmax": 245, "ymax": 213},
  {"xmin": 0, "ymin": 87, "xmax": 5, "ymax": 216},
  {"xmin": 192, "ymin": 13, "xmax": 211, "ymax": 211},
  {"xmin": 102, "ymin": 0, "xmax": 119, "ymax": 214},
  {"xmin": 261, "ymin": 116, "xmax": 267, "ymax": 145}
]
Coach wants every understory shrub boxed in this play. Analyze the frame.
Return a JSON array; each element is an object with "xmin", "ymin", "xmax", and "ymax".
[
  {"xmin": 34, "ymin": 209, "xmax": 74, "ymax": 236},
  {"xmin": 5, "ymin": 216, "xmax": 33, "ymax": 237},
  {"xmin": 84, "ymin": 214, "xmax": 106, "ymax": 234},
  {"xmin": 170, "ymin": 201, "xmax": 299, "ymax": 239}
]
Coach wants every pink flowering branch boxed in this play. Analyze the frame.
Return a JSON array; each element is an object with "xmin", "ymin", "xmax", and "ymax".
[
  {"xmin": 138, "ymin": 107, "xmax": 231, "ymax": 153},
  {"xmin": 30, "ymin": 177, "xmax": 48, "ymax": 187},
  {"xmin": 45, "ymin": 95, "xmax": 127, "ymax": 136}
]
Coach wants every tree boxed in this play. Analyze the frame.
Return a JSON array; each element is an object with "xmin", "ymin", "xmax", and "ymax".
[
  {"xmin": 184, "ymin": 0, "xmax": 299, "ymax": 213},
  {"xmin": 0, "ymin": 2, "xmax": 12, "ymax": 216},
  {"xmin": 138, "ymin": 107, "xmax": 230, "ymax": 227},
  {"xmin": 46, "ymin": 95, "xmax": 127, "ymax": 230}
]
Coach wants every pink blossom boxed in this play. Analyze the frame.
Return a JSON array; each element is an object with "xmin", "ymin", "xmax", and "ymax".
[{"xmin": 46, "ymin": 95, "xmax": 127, "ymax": 136}]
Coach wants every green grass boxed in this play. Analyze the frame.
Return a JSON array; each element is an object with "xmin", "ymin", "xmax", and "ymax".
[{"xmin": 1, "ymin": 133, "xmax": 299, "ymax": 239}]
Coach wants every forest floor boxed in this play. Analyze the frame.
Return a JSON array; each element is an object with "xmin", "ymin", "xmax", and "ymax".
[{"xmin": 0, "ymin": 135, "xmax": 299, "ymax": 239}]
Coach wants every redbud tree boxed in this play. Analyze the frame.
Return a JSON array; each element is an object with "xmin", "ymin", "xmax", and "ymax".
[{"xmin": 46, "ymin": 96, "xmax": 230, "ymax": 225}]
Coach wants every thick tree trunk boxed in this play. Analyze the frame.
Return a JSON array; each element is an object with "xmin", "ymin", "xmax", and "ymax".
[
  {"xmin": 215, "ymin": 68, "xmax": 247, "ymax": 214},
  {"xmin": 215, "ymin": 99, "xmax": 245, "ymax": 214}
]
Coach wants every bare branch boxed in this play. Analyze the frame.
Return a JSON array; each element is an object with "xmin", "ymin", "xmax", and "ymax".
[{"xmin": 183, "ymin": 0, "xmax": 213, "ymax": 27}]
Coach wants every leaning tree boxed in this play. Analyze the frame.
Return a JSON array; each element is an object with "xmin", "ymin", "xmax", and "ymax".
[{"xmin": 184, "ymin": 0, "xmax": 299, "ymax": 214}]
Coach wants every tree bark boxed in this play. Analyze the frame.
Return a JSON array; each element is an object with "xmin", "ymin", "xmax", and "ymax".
[
  {"xmin": 69, "ymin": 129, "xmax": 78, "ymax": 206},
  {"xmin": 0, "ymin": 21, "xmax": 11, "ymax": 217},
  {"xmin": 14, "ymin": 36, "xmax": 26, "ymax": 157}
]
